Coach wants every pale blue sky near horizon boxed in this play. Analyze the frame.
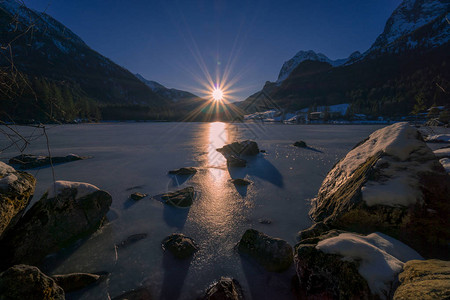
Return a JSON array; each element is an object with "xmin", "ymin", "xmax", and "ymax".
[{"xmin": 26, "ymin": 0, "xmax": 402, "ymax": 101}]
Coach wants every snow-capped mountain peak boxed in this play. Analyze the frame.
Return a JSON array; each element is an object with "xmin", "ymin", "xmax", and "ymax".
[
  {"xmin": 276, "ymin": 50, "xmax": 358, "ymax": 83},
  {"xmin": 368, "ymin": 0, "xmax": 449, "ymax": 53}
]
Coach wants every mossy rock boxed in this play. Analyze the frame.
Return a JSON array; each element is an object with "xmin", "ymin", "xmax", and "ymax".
[
  {"xmin": 394, "ymin": 259, "xmax": 450, "ymax": 300},
  {"xmin": 203, "ymin": 277, "xmax": 244, "ymax": 300}
]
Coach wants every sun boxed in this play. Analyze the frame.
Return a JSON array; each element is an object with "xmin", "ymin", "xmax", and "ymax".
[{"xmin": 212, "ymin": 88, "xmax": 223, "ymax": 101}]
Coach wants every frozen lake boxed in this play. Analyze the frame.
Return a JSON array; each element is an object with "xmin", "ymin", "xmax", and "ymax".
[{"xmin": 0, "ymin": 122, "xmax": 384, "ymax": 299}]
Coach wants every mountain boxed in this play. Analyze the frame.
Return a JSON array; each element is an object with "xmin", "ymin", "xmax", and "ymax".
[
  {"xmin": 276, "ymin": 50, "xmax": 361, "ymax": 82},
  {"xmin": 0, "ymin": 0, "xmax": 168, "ymax": 122},
  {"xmin": 135, "ymin": 74, "xmax": 199, "ymax": 103},
  {"xmin": 240, "ymin": 0, "xmax": 449, "ymax": 118},
  {"xmin": 367, "ymin": 0, "xmax": 450, "ymax": 54}
]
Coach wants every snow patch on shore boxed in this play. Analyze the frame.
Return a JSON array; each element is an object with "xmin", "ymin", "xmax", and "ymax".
[
  {"xmin": 46, "ymin": 180, "xmax": 100, "ymax": 200},
  {"xmin": 317, "ymin": 232, "xmax": 423, "ymax": 299}
]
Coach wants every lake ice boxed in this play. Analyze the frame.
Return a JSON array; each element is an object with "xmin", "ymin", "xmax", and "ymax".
[{"xmin": 0, "ymin": 122, "xmax": 384, "ymax": 300}]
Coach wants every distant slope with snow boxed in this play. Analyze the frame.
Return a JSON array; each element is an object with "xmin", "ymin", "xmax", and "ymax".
[{"xmin": 135, "ymin": 74, "xmax": 199, "ymax": 103}]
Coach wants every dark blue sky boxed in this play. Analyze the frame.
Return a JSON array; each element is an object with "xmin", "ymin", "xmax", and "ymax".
[{"xmin": 27, "ymin": 0, "xmax": 402, "ymax": 101}]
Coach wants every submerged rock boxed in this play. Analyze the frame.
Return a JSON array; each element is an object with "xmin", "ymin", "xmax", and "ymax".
[
  {"xmin": 293, "ymin": 140, "xmax": 307, "ymax": 148},
  {"xmin": 0, "ymin": 162, "xmax": 36, "ymax": 238},
  {"xmin": 162, "ymin": 233, "xmax": 199, "ymax": 259},
  {"xmin": 130, "ymin": 192, "xmax": 147, "ymax": 201},
  {"xmin": 161, "ymin": 186, "xmax": 194, "ymax": 207},
  {"xmin": 52, "ymin": 272, "xmax": 103, "ymax": 292},
  {"xmin": 112, "ymin": 287, "xmax": 152, "ymax": 300},
  {"xmin": 295, "ymin": 230, "xmax": 422, "ymax": 300},
  {"xmin": 168, "ymin": 167, "xmax": 197, "ymax": 175},
  {"xmin": 0, "ymin": 180, "xmax": 112, "ymax": 267},
  {"xmin": 217, "ymin": 140, "xmax": 260, "ymax": 156},
  {"xmin": 203, "ymin": 277, "xmax": 244, "ymax": 300},
  {"xmin": 230, "ymin": 178, "xmax": 252, "ymax": 186},
  {"xmin": 116, "ymin": 233, "xmax": 148, "ymax": 249},
  {"xmin": 9, "ymin": 153, "xmax": 85, "ymax": 169},
  {"xmin": 258, "ymin": 218, "xmax": 272, "ymax": 225},
  {"xmin": 394, "ymin": 259, "xmax": 450, "ymax": 300},
  {"xmin": 309, "ymin": 122, "xmax": 450, "ymax": 258},
  {"xmin": 237, "ymin": 229, "xmax": 293, "ymax": 272},
  {"xmin": 0, "ymin": 264, "xmax": 64, "ymax": 300}
]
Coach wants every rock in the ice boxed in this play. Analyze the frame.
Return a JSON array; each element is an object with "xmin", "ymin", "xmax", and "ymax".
[
  {"xmin": 310, "ymin": 122, "xmax": 450, "ymax": 258},
  {"xmin": 168, "ymin": 167, "xmax": 197, "ymax": 175},
  {"xmin": 0, "ymin": 162, "xmax": 36, "ymax": 238},
  {"xmin": 161, "ymin": 233, "xmax": 199, "ymax": 259},
  {"xmin": 293, "ymin": 140, "xmax": 307, "ymax": 148},
  {"xmin": 9, "ymin": 153, "xmax": 85, "ymax": 169},
  {"xmin": 0, "ymin": 265, "xmax": 64, "ymax": 300},
  {"xmin": 130, "ymin": 192, "xmax": 147, "ymax": 201},
  {"xmin": 161, "ymin": 186, "xmax": 194, "ymax": 207},
  {"xmin": 230, "ymin": 178, "xmax": 252, "ymax": 186},
  {"xmin": 226, "ymin": 155, "xmax": 247, "ymax": 168},
  {"xmin": 116, "ymin": 233, "xmax": 148, "ymax": 249},
  {"xmin": 0, "ymin": 180, "xmax": 112, "ymax": 267},
  {"xmin": 52, "ymin": 272, "xmax": 103, "ymax": 292},
  {"xmin": 394, "ymin": 259, "xmax": 450, "ymax": 300},
  {"xmin": 424, "ymin": 134, "xmax": 450, "ymax": 143},
  {"xmin": 217, "ymin": 140, "xmax": 260, "ymax": 156},
  {"xmin": 237, "ymin": 229, "xmax": 293, "ymax": 272},
  {"xmin": 203, "ymin": 277, "xmax": 244, "ymax": 300},
  {"xmin": 295, "ymin": 231, "xmax": 422, "ymax": 300}
]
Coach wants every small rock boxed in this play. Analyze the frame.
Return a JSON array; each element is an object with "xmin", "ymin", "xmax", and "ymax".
[
  {"xmin": 258, "ymin": 218, "xmax": 272, "ymax": 225},
  {"xmin": 112, "ymin": 287, "xmax": 152, "ymax": 300},
  {"xmin": 203, "ymin": 277, "xmax": 244, "ymax": 300},
  {"xmin": 161, "ymin": 187, "xmax": 194, "ymax": 207},
  {"xmin": 293, "ymin": 141, "xmax": 307, "ymax": 148},
  {"xmin": 394, "ymin": 259, "xmax": 450, "ymax": 300},
  {"xmin": 116, "ymin": 233, "xmax": 148, "ymax": 249},
  {"xmin": 226, "ymin": 155, "xmax": 247, "ymax": 168},
  {"xmin": 162, "ymin": 233, "xmax": 199, "ymax": 259},
  {"xmin": 230, "ymin": 178, "xmax": 252, "ymax": 186},
  {"xmin": 130, "ymin": 192, "xmax": 147, "ymax": 201},
  {"xmin": 9, "ymin": 153, "xmax": 85, "ymax": 169},
  {"xmin": 168, "ymin": 167, "xmax": 197, "ymax": 175},
  {"xmin": 217, "ymin": 140, "xmax": 260, "ymax": 156},
  {"xmin": 237, "ymin": 229, "xmax": 293, "ymax": 272},
  {"xmin": 52, "ymin": 272, "xmax": 102, "ymax": 293},
  {"xmin": 260, "ymin": 150, "xmax": 266, "ymax": 153},
  {"xmin": 0, "ymin": 265, "xmax": 64, "ymax": 300}
]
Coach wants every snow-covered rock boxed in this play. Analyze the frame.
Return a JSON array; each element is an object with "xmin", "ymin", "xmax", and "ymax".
[
  {"xmin": 0, "ymin": 162, "xmax": 36, "ymax": 237},
  {"xmin": 0, "ymin": 181, "xmax": 111, "ymax": 268},
  {"xmin": 425, "ymin": 134, "xmax": 450, "ymax": 143},
  {"xmin": 294, "ymin": 230, "xmax": 422, "ymax": 300},
  {"xmin": 433, "ymin": 146, "xmax": 450, "ymax": 158},
  {"xmin": 440, "ymin": 158, "xmax": 450, "ymax": 173},
  {"xmin": 310, "ymin": 122, "xmax": 450, "ymax": 258}
]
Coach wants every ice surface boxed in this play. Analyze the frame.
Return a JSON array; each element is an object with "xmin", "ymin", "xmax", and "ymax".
[
  {"xmin": 317, "ymin": 232, "xmax": 423, "ymax": 299},
  {"xmin": 0, "ymin": 123, "xmax": 385, "ymax": 299},
  {"xmin": 46, "ymin": 180, "xmax": 100, "ymax": 200}
]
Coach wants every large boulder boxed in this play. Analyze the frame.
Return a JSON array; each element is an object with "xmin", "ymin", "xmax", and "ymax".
[
  {"xmin": 217, "ymin": 140, "xmax": 260, "ymax": 156},
  {"xmin": 0, "ymin": 264, "xmax": 65, "ymax": 300},
  {"xmin": 9, "ymin": 153, "xmax": 85, "ymax": 169},
  {"xmin": 309, "ymin": 122, "xmax": 450, "ymax": 258},
  {"xmin": 394, "ymin": 259, "xmax": 450, "ymax": 300},
  {"xmin": 203, "ymin": 277, "xmax": 244, "ymax": 300},
  {"xmin": 0, "ymin": 180, "xmax": 112, "ymax": 268},
  {"xmin": 237, "ymin": 229, "xmax": 293, "ymax": 272},
  {"xmin": 294, "ymin": 231, "xmax": 422, "ymax": 300},
  {"xmin": 0, "ymin": 162, "xmax": 36, "ymax": 238}
]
